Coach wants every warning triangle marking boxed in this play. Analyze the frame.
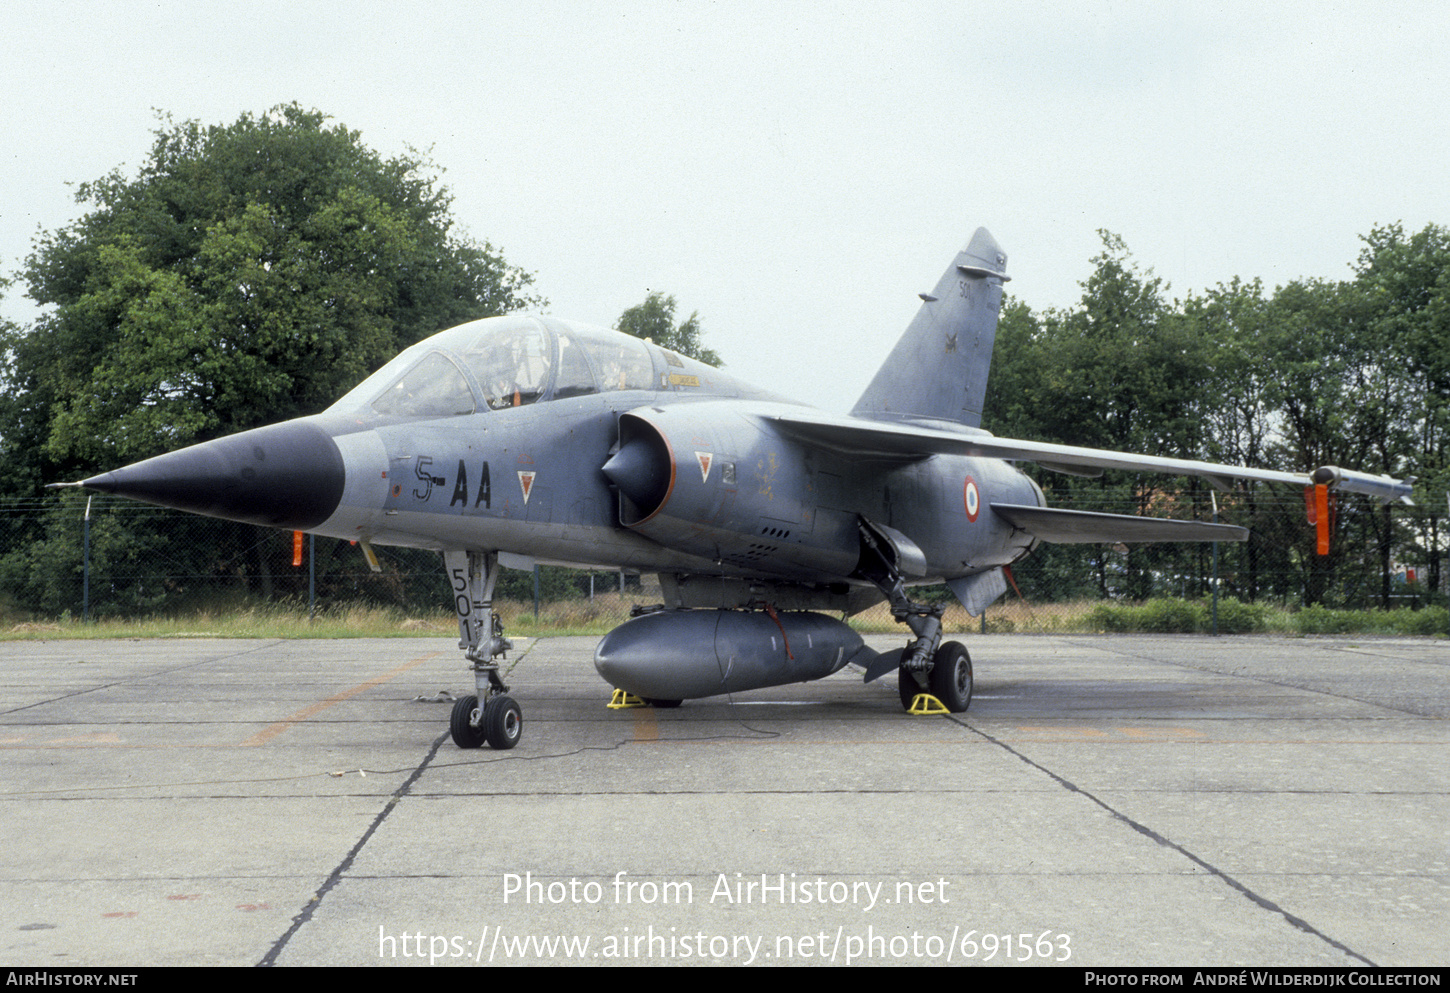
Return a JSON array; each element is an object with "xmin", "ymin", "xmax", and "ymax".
[
  {"xmin": 696, "ymin": 452, "xmax": 713, "ymax": 482},
  {"xmin": 518, "ymin": 471, "xmax": 536, "ymax": 504}
]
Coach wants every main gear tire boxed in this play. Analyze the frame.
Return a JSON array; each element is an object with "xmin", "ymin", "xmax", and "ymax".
[{"xmin": 929, "ymin": 641, "xmax": 973, "ymax": 713}]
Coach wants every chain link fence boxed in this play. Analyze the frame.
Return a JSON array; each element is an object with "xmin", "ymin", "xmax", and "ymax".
[{"xmin": 2, "ymin": 490, "xmax": 1446, "ymax": 635}]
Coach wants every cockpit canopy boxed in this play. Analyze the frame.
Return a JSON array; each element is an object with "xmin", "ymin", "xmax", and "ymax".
[{"xmin": 329, "ymin": 314, "xmax": 749, "ymax": 420}]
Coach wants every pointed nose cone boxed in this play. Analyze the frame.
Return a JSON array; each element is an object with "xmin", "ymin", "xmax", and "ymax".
[
  {"xmin": 601, "ymin": 437, "xmax": 671, "ymax": 512},
  {"xmin": 80, "ymin": 419, "xmax": 346, "ymax": 530}
]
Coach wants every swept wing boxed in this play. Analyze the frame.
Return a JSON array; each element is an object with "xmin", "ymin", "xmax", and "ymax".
[{"xmin": 764, "ymin": 409, "xmax": 1414, "ymax": 504}]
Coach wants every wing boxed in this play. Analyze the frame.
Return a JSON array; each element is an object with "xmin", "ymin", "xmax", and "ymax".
[
  {"xmin": 990, "ymin": 504, "xmax": 1248, "ymax": 543},
  {"xmin": 764, "ymin": 409, "xmax": 1415, "ymax": 504}
]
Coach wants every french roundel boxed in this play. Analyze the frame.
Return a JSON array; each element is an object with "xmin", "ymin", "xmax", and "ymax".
[{"xmin": 963, "ymin": 477, "xmax": 980, "ymax": 522}]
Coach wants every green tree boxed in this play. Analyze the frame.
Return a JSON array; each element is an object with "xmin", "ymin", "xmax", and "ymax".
[
  {"xmin": 615, "ymin": 291, "xmax": 721, "ymax": 367},
  {"xmin": 0, "ymin": 105, "xmax": 543, "ymax": 617},
  {"xmin": 1028, "ymin": 233, "xmax": 1209, "ymax": 598},
  {"xmin": 1255, "ymin": 277, "xmax": 1408, "ymax": 605},
  {"xmin": 980, "ymin": 295, "xmax": 1043, "ymax": 439},
  {"xmin": 1177, "ymin": 278, "xmax": 1295, "ymax": 603},
  {"xmin": 1352, "ymin": 224, "xmax": 1450, "ymax": 497},
  {"xmin": 1349, "ymin": 222, "xmax": 1450, "ymax": 598},
  {"xmin": 7, "ymin": 103, "xmax": 542, "ymax": 479},
  {"xmin": 1035, "ymin": 232, "xmax": 1204, "ymax": 457}
]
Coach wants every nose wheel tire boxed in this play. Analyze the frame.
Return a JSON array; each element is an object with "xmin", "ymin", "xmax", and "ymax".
[
  {"xmin": 450, "ymin": 695, "xmax": 488, "ymax": 749},
  {"xmin": 483, "ymin": 694, "xmax": 523, "ymax": 750}
]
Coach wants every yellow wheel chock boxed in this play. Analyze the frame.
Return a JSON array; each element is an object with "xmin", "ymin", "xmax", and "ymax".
[
  {"xmin": 907, "ymin": 693, "xmax": 949, "ymax": 715},
  {"xmin": 608, "ymin": 689, "xmax": 646, "ymax": 709}
]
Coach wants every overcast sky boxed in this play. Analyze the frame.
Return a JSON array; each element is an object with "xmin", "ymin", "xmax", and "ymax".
[{"xmin": 4, "ymin": 1, "xmax": 1447, "ymax": 412}]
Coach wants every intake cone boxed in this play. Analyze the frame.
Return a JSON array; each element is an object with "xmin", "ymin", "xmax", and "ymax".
[{"xmin": 601, "ymin": 437, "xmax": 670, "ymax": 511}]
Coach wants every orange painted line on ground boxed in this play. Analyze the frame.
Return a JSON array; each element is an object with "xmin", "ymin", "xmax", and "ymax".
[
  {"xmin": 241, "ymin": 651, "xmax": 442, "ymax": 747},
  {"xmin": 633, "ymin": 706, "xmax": 659, "ymax": 743}
]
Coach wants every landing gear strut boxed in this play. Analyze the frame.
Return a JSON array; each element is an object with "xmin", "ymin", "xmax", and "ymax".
[
  {"xmin": 859, "ymin": 519, "xmax": 974, "ymax": 715},
  {"xmin": 445, "ymin": 549, "xmax": 520, "ymax": 749}
]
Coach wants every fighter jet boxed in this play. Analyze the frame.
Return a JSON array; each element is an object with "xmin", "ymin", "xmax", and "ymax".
[{"xmin": 65, "ymin": 229, "xmax": 1414, "ymax": 750}]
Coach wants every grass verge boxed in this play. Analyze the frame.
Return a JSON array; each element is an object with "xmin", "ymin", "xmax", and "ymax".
[{"xmin": 2, "ymin": 596, "xmax": 1444, "ymax": 640}]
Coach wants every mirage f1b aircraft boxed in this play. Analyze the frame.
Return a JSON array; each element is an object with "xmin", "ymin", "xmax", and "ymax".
[{"xmin": 68, "ymin": 229, "xmax": 1414, "ymax": 750}]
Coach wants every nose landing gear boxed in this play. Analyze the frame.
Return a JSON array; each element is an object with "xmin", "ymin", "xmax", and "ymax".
[
  {"xmin": 450, "ymin": 692, "xmax": 522, "ymax": 750},
  {"xmin": 445, "ymin": 549, "xmax": 521, "ymax": 750}
]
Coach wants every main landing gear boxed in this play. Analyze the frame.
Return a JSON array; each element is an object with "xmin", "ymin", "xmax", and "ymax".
[
  {"xmin": 445, "ymin": 549, "xmax": 521, "ymax": 749},
  {"xmin": 858, "ymin": 520, "xmax": 974, "ymax": 715},
  {"xmin": 894, "ymin": 637, "xmax": 974, "ymax": 715}
]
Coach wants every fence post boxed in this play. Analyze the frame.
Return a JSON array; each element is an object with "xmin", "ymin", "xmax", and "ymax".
[
  {"xmin": 83, "ymin": 496, "xmax": 91, "ymax": 624},
  {"xmin": 309, "ymin": 533, "xmax": 316, "ymax": 622},
  {"xmin": 1210, "ymin": 491, "xmax": 1219, "ymax": 637}
]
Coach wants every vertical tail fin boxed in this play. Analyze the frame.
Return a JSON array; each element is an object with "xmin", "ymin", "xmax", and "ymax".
[{"xmin": 850, "ymin": 228, "xmax": 1009, "ymax": 428}]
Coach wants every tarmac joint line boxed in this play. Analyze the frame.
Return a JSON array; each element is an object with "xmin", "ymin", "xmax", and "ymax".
[
  {"xmin": 949, "ymin": 713, "xmax": 1380, "ymax": 968},
  {"xmin": 257, "ymin": 728, "xmax": 451, "ymax": 967}
]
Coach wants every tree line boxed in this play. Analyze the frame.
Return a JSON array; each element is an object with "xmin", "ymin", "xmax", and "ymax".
[{"xmin": 983, "ymin": 227, "xmax": 1446, "ymax": 606}]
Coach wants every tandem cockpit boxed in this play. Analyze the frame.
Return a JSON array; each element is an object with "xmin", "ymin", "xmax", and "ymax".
[{"xmin": 328, "ymin": 314, "xmax": 772, "ymax": 422}]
